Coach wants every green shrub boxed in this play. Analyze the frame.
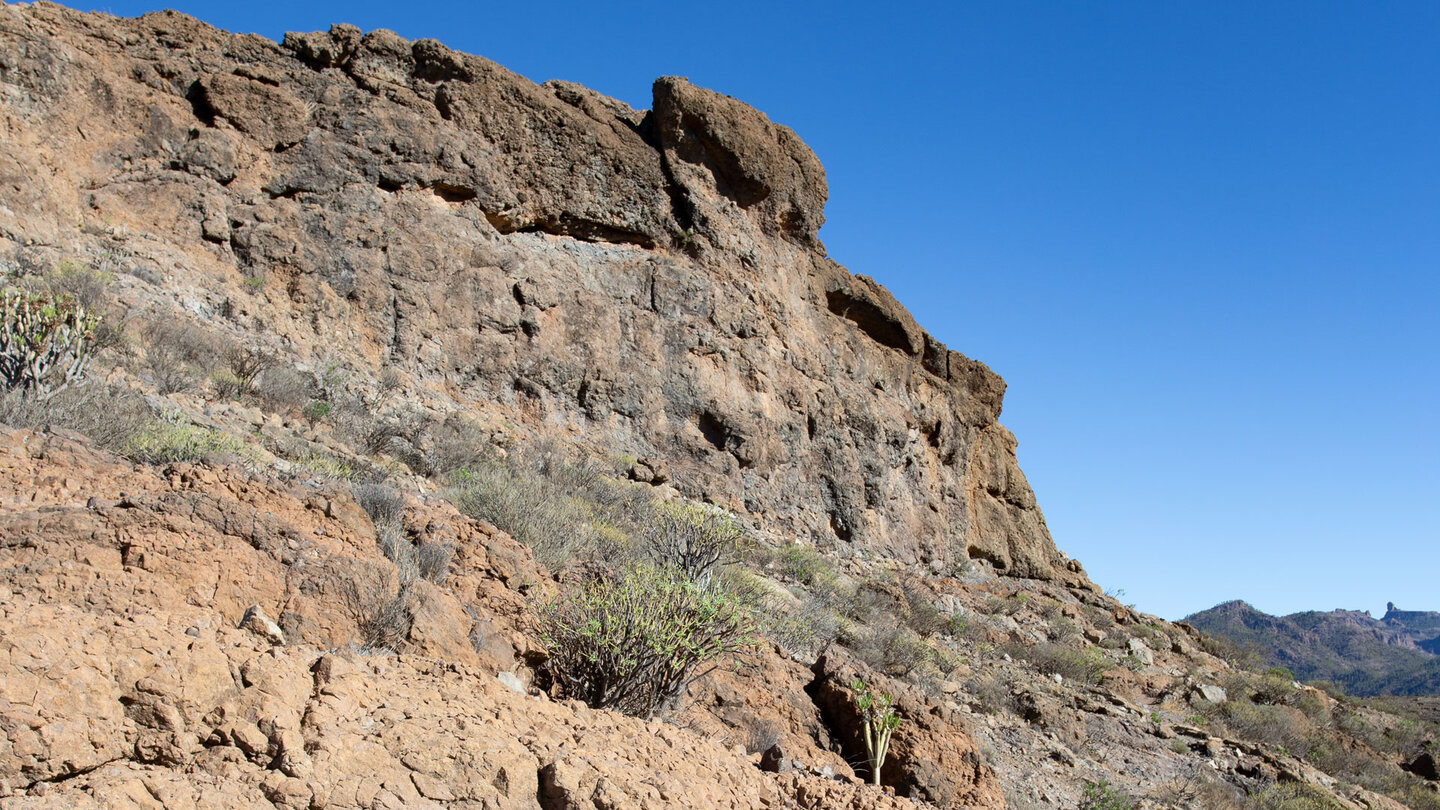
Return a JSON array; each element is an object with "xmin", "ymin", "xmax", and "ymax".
[
  {"xmin": 125, "ymin": 417, "xmax": 243, "ymax": 464},
  {"xmin": 538, "ymin": 564, "xmax": 751, "ymax": 718},
  {"xmin": 1080, "ymin": 780, "xmax": 1136, "ymax": 810}
]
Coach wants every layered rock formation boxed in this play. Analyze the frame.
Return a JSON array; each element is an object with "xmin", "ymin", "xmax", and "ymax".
[
  {"xmin": 0, "ymin": 2, "xmax": 1088, "ymax": 587},
  {"xmin": 0, "ymin": 427, "xmax": 972, "ymax": 809}
]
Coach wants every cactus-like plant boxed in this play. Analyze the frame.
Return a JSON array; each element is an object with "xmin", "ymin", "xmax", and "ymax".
[
  {"xmin": 1, "ymin": 287, "xmax": 100, "ymax": 398},
  {"xmin": 539, "ymin": 564, "xmax": 751, "ymax": 719},
  {"xmin": 851, "ymin": 677, "xmax": 901, "ymax": 785}
]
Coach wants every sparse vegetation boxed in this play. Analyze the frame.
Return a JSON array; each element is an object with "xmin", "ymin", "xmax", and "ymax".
[
  {"xmin": 850, "ymin": 678, "xmax": 900, "ymax": 786},
  {"xmin": 125, "ymin": 415, "xmax": 245, "ymax": 464},
  {"xmin": 1080, "ymin": 779, "xmax": 1136, "ymax": 810},
  {"xmin": 538, "ymin": 563, "xmax": 751, "ymax": 719}
]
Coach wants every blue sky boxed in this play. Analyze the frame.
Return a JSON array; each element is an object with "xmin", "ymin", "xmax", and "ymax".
[{"xmin": 73, "ymin": 1, "xmax": 1439, "ymax": 620}]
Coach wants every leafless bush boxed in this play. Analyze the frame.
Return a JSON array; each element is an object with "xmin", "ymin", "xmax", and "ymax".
[
  {"xmin": 422, "ymin": 412, "xmax": 488, "ymax": 477},
  {"xmin": 744, "ymin": 718, "xmax": 782, "ymax": 754},
  {"xmin": 967, "ymin": 675, "xmax": 1016, "ymax": 716},
  {"xmin": 253, "ymin": 365, "xmax": 315, "ymax": 412},
  {"xmin": 0, "ymin": 382, "xmax": 149, "ymax": 451},
  {"xmin": 218, "ymin": 345, "xmax": 274, "ymax": 399},
  {"xmin": 416, "ymin": 541, "xmax": 454, "ymax": 584},
  {"xmin": 141, "ymin": 321, "xmax": 216, "ymax": 395},
  {"xmin": 340, "ymin": 568, "xmax": 413, "ymax": 652},
  {"xmin": 379, "ymin": 366, "xmax": 401, "ymax": 393}
]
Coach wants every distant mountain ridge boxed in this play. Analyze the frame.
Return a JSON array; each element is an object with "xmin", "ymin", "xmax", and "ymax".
[{"xmin": 1185, "ymin": 600, "xmax": 1440, "ymax": 696}]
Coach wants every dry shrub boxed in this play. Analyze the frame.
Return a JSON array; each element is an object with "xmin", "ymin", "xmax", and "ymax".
[
  {"xmin": 141, "ymin": 320, "xmax": 217, "ymax": 394},
  {"xmin": 415, "ymin": 541, "xmax": 454, "ymax": 585},
  {"xmin": 1217, "ymin": 701, "xmax": 1312, "ymax": 753},
  {"xmin": 353, "ymin": 483, "xmax": 446, "ymax": 584},
  {"xmin": 846, "ymin": 617, "xmax": 932, "ymax": 678},
  {"xmin": 0, "ymin": 382, "xmax": 149, "ymax": 451},
  {"xmin": 340, "ymin": 566, "xmax": 412, "ymax": 652},
  {"xmin": 1009, "ymin": 642, "xmax": 1109, "ymax": 685},
  {"xmin": 754, "ymin": 592, "xmax": 839, "ymax": 662},
  {"xmin": 423, "ymin": 412, "xmax": 488, "ymax": 477},
  {"xmin": 967, "ymin": 675, "xmax": 1015, "ymax": 716},
  {"xmin": 449, "ymin": 461, "xmax": 592, "ymax": 570},
  {"xmin": 744, "ymin": 717, "xmax": 783, "ymax": 755},
  {"xmin": 1244, "ymin": 782, "xmax": 1349, "ymax": 810},
  {"xmin": 253, "ymin": 365, "xmax": 315, "ymax": 412}
]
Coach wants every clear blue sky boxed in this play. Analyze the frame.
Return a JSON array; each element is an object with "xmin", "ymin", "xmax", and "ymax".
[{"xmin": 74, "ymin": 1, "xmax": 1439, "ymax": 621}]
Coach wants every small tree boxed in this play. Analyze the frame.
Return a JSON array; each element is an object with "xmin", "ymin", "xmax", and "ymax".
[
  {"xmin": 1, "ymin": 287, "xmax": 100, "ymax": 398},
  {"xmin": 539, "ymin": 564, "xmax": 750, "ymax": 718},
  {"xmin": 851, "ymin": 678, "xmax": 901, "ymax": 785}
]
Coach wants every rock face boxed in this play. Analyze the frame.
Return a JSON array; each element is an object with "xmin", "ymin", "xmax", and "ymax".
[
  {"xmin": 0, "ymin": 3, "xmax": 1089, "ymax": 588},
  {"xmin": 0, "ymin": 427, "xmax": 945, "ymax": 809}
]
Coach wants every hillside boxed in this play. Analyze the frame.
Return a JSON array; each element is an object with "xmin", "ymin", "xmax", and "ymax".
[
  {"xmin": 1, "ymin": 4, "xmax": 1438, "ymax": 810},
  {"xmin": 1185, "ymin": 601, "xmax": 1440, "ymax": 697}
]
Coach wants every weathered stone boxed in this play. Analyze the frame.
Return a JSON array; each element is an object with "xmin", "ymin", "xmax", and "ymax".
[
  {"xmin": 1127, "ymin": 637, "xmax": 1154, "ymax": 666},
  {"xmin": 239, "ymin": 604, "xmax": 285, "ymax": 646},
  {"xmin": 1193, "ymin": 683, "xmax": 1228, "ymax": 704}
]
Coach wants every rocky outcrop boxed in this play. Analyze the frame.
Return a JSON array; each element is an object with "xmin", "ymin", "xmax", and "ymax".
[
  {"xmin": 0, "ymin": 6, "xmax": 1086, "ymax": 583},
  {"xmin": 807, "ymin": 651, "xmax": 1004, "ymax": 809},
  {"xmin": 0, "ymin": 426, "xmax": 969, "ymax": 808}
]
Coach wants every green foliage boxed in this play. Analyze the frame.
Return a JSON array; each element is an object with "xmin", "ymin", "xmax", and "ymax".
[
  {"xmin": 125, "ymin": 416, "xmax": 244, "ymax": 464},
  {"xmin": 1080, "ymin": 780, "xmax": 1136, "ymax": 810},
  {"xmin": 301, "ymin": 400, "xmax": 332, "ymax": 425},
  {"xmin": 1, "ymin": 286, "xmax": 101, "ymax": 398},
  {"xmin": 850, "ymin": 678, "xmax": 900, "ymax": 786},
  {"xmin": 640, "ymin": 501, "xmax": 742, "ymax": 588},
  {"xmin": 538, "ymin": 564, "xmax": 751, "ymax": 718}
]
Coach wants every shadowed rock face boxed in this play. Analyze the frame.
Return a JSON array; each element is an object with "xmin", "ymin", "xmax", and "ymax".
[{"xmin": 0, "ymin": 4, "xmax": 1090, "ymax": 586}]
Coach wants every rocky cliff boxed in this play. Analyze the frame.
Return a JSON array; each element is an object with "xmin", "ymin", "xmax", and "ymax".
[
  {"xmin": 11, "ymin": 6, "xmax": 1440, "ymax": 810},
  {"xmin": 0, "ymin": 2, "xmax": 1088, "ymax": 587}
]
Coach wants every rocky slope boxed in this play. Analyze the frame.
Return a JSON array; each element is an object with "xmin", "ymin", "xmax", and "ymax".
[
  {"xmin": 2, "ymin": 4, "xmax": 1439, "ymax": 810},
  {"xmin": 1186, "ymin": 601, "xmax": 1440, "ymax": 697},
  {"xmin": 0, "ymin": 1, "xmax": 1089, "ymax": 586}
]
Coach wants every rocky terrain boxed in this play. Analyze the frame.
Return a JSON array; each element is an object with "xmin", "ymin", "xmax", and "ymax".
[
  {"xmin": 1, "ymin": 4, "xmax": 1438, "ymax": 809},
  {"xmin": 1186, "ymin": 601, "xmax": 1440, "ymax": 697}
]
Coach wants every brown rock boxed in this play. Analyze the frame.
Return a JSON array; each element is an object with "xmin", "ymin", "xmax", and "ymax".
[
  {"xmin": 808, "ymin": 650, "xmax": 1004, "ymax": 807},
  {"xmin": 652, "ymin": 76, "xmax": 827, "ymax": 244}
]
